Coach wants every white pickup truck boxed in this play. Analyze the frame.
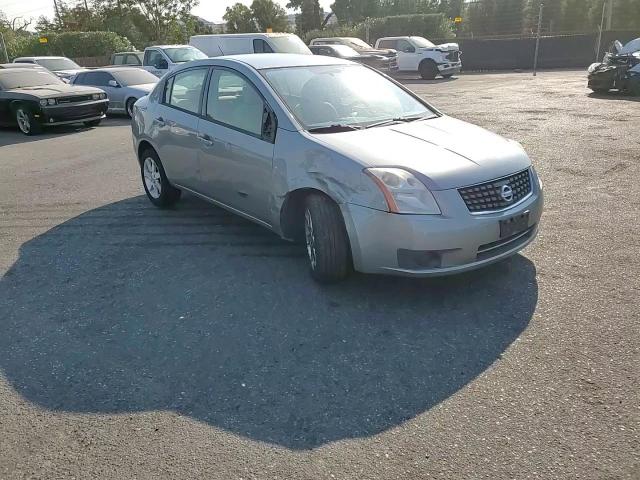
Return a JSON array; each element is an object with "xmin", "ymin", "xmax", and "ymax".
[
  {"xmin": 375, "ymin": 36, "xmax": 461, "ymax": 79},
  {"xmin": 141, "ymin": 45, "xmax": 207, "ymax": 77}
]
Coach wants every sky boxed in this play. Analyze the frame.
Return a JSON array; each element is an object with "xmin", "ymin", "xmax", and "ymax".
[{"xmin": 0, "ymin": 0, "xmax": 334, "ymax": 25}]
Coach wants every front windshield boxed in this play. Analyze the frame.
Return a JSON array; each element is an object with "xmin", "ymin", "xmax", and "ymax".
[
  {"xmin": 269, "ymin": 35, "xmax": 312, "ymax": 54},
  {"xmin": 345, "ymin": 38, "xmax": 371, "ymax": 49},
  {"xmin": 0, "ymin": 69, "xmax": 63, "ymax": 89},
  {"xmin": 35, "ymin": 58, "xmax": 81, "ymax": 71},
  {"xmin": 410, "ymin": 37, "xmax": 435, "ymax": 48},
  {"xmin": 112, "ymin": 68, "xmax": 159, "ymax": 86},
  {"xmin": 331, "ymin": 45, "xmax": 360, "ymax": 57},
  {"xmin": 163, "ymin": 47, "xmax": 207, "ymax": 63},
  {"xmin": 262, "ymin": 64, "xmax": 435, "ymax": 130}
]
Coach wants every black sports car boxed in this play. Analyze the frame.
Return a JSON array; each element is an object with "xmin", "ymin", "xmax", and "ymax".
[
  {"xmin": 0, "ymin": 67, "xmax": 109, "ymax": 135},
  {"xmin": 309, "ymin": 44, "xmax": 398, "ymax": 72}
]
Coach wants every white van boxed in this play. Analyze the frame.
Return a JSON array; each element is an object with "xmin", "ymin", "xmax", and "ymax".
[{"xmin": 189, "ymin": 33, "xmax": 312, "ymax": 57}]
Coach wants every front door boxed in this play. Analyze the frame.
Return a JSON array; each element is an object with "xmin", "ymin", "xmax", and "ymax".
[
  {"xmin": 396, "ymin": 39, "xmax": 420, "ymax": 70},
  {"xmin": 153, "ymin": 67, "xmax": 209, "ymax": 190},
  {"xmin": 197, "ymin": 68, "xmax": 274, "ymax": 224}
]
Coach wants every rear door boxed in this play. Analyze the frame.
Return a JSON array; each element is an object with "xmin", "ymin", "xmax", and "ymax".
[
  {"xmin": 153, "ymin": 66, "xmax": 209, "ymax": 190},
  {"xmin": 196, "ymin": 67, "xmax": 275, "ymax": 224}
]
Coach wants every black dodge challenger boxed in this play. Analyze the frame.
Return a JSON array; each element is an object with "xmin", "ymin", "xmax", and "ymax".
[{"xmin": 0, "ymin": 67, "xmax": 109, "ymax": 135}]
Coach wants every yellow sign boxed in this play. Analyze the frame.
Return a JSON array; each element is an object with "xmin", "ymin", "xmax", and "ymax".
[
  {"xmin": 454, "ymin": 17, "xmax": 463, "ymax": 24},
  {"xmin": 39, "ymin": 37, "xmax": 48, "ymax": 44},
  {"xmin": 266, "ymin": 27, "xmax": 273, "ymax": 33}
]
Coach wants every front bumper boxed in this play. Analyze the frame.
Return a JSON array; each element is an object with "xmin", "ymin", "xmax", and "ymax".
[
  {"xmin": 38, "ymin": 99, "xmax": 109, "ymax": 126},
  {"xmin": 438, "ymin": 61, "xmax": 462, "ymax": 74},
  {"xmin": 341, "ymin": 179, "xmax": 543, "ymax": 277}
]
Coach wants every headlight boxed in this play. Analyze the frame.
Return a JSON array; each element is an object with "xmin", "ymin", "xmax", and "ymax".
[
  {"xmin": 587, "ymin": 63, "xmax": 601, "ymax": 74},
  {"xmin": 92, "ymin": 93, "xmax": 100, "ymax": 100},
  {"xmin": 365, "ymin": 167, "xmax": 441, "ymax": 215},
  {"xmin": 100, "ymin": 93, "xmax": 107, "ymax": 99},
  {"xmin": 39, "ymin": 99, "xmax": 47, "ymax": 106},
  {"xmin": 531, "ymin": 166, "xmax": 543, "ymax": 191},
  {"xmin": 47, "ymin": 98, "xmax": 56, "ymax": 105}
]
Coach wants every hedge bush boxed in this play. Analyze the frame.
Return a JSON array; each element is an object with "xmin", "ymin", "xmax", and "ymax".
[
  {"xmin": 304, "ymin": 13, "xmax": 453, "ymax": 44},
  {"xmin": 7, "ymin": 31, "xmax": 134, "ymax": 60}
]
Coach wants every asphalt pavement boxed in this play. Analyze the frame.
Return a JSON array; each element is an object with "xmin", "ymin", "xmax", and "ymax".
[{"xmin": 0, "ymin": 70, "xmax": 638, "ymax": 479}]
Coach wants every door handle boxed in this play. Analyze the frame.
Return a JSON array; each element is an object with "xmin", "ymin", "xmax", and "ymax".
[{"xmin": 197, "ymin": 133, "xmax": 214, "ymax": 146}]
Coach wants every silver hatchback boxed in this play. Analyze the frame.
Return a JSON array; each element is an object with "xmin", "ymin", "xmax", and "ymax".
[{"xmin": 131, "ymin": 54, "xmax": 543, "ymax": 282}]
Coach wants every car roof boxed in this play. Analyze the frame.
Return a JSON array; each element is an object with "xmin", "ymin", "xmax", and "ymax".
[
  {"xmin": 187, "ymin": 53, "xmax": 352, "ymax": 70},
  {"xmin": 14, "ymin": 56, "xmax": 69, "ymax": 60},
  {"xmin": 192, "ymin": 33, "xmax": 294, "ymax": 38},
  {"xmin": 82, "ymin": 66, "xmax": 147, "ymax": 73},
  {"xmin": 0, "ymin": 67, "xmax": 49, "ymax": 75},
  {"xmin": 147, "ymin": 45, "xmax": 192, "ymax": 49},
  {"xmin": 0, "ymin": 63, "xmax": 45, "ymax": 68}
]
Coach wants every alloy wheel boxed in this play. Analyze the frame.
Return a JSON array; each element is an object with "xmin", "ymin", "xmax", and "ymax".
[
  {"xmin": 16, "ymin": 109, "xmax": 30, "ymax": 134},
  {"xmin": 143, "ymin": 157, "xmax": 162, "ymax": 199}
]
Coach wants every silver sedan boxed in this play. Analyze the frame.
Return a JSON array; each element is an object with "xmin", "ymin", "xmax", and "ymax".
[
  {"xmin": 131, "ymin": 54, "xmax": 543, "ymax": 282},
  {"xmin": 72, "ymin": 67, "xmax": 158, "ymax": 117}
]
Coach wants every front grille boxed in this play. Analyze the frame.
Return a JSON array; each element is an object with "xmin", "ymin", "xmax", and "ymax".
[
  {"xmin": 446, "ymin": 51, "xmax": 459, "ymax": 62},
  {"xmin": 459, "ymin": 169, "xmax": 532, "ymax": 213},
  {"xmin": 56, "ymin": 95, "xmax": 93, "ymax": 104}
]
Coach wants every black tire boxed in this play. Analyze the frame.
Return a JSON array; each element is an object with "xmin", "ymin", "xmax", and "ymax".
[
  {"xmin": 126, "ymin": 98, "xmax": 136, "ymax": 118},
  {"xmin": 140, "ymin": 148, "xmax": 181, "ymax": 208},
  {"xmin": 304, "ymin": 193, "xmax": 351, "ymax": 283},
  {"xmin": 84, "ymin": 119, "xmax": 102, "ymax": 127},
  {"xmin": 419, "ymin": 60, "xmax": 439, "ymax": 80},
  {"xmin": 14, "ymin": 105, "xmax": 42, "ymax": 136}
]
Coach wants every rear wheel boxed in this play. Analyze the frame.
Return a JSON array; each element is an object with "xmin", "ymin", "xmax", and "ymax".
[
  {"xmin": 419, "ymin": 60, "xmax": 439, "ymax": 80},
  {"xmin": 126, "ymin": 98, "xmax": 136, "ymax": 118},
  {"xmin": 304, "ymin": 193, "xmax": 351, "ymax": 283},
  {"xmin": 15, "ymin": 106, "xmax": 42, "ymax": 135},
  {"xmin": 140, "ymin": 149, "xmax": 181, "ymax": 208}
]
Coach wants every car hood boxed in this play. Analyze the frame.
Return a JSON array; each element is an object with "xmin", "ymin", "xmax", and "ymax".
[
  {"xmin": 128, "ymin": 83, "xmax": 156, "ymax": 94},
  {"xmin": 619, "ymin": 38, "xmax": 640, "ymax": 55},
  {"xmin": 8, "ymin": 84, "xmax": 105, "ymax": 99},
  {"xmin": 312, "ymin": 115, "xmax": 531, "ymax": 191}
]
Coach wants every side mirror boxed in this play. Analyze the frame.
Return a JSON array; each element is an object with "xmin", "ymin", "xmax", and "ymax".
[
  {"xmin": 156, "ymin": 59, "xmax": 168, "ymax": 70},
  {"xmin": 108, "ymin": 79, "xmax": 120, "ymax": 87},
  {"xmin": 404, "ymin": 46, "xmax": 416, "ymax": 53}
]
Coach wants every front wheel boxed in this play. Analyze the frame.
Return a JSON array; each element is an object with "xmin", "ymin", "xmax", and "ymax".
[
  {"xmin": 15, "ymin": 106, "xmax": 42, "ymax": 135},
  {"xmin": 140, "ymin": 149, "xmax": 181, "ymax": 208},
  {"xmin": 304, "ymin": 194, "xmax": 351, "ymax": 283},
  {"xmin": 419, "ymin": 60, "xmax": 439, "ymax": 80}
]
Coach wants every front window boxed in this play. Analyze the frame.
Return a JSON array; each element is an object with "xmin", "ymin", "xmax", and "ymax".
[
  {"xmin": 165, "ymin": 68, "xmax": 208, "ymax": 113},
  {"xmin": 262, "ymin": 64, "xmax": 434, "ymax": 130},
  {"xmin": 344, "ymin": 38, "xmax": 371, "ymax": 50},
  {"xmin": 34, "ymin": 57, "xmax": 81, "ymax": 71},
  {"xmin": 268, "ymin": 35, "xmax": 312, "ymax": 54},
  {"xmin": 410, "ymin": 37, "xmax": 435, "ymax": 48},
  {"xmin": 162, "ymin": 47, "xmax": 207, "ymax": 63},
  {"xmin": 0, "ymin": 70, "xmax": 63, "ymax": 89},
  {"xmin": 112, "ymin": 69, "xmax": 159, "ymax": 86}
]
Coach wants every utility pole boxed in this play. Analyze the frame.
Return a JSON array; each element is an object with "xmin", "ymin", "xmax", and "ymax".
[
  {"xmin": 596, "ymin": 0, "xmax": 607, "ymax": 62},
  {"xmin": 0, "ymin": 32, "xmax": 10, "ymax": 63},
  {"xmin": 605, "ymin": 0, "xmax": 614, "ymax": 31},
  {"xmin": 53, "ymin": 0, "xmax": 62, "ymax": 27},
  {"xmin": 533, "ymin": 2, "xmax": 543, "ymax": 77}
]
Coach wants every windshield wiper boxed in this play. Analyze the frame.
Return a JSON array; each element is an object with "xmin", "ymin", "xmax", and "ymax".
[
  {"xmin": 308, "ymin": 124, "xmax": 362, "ymax": 133},
  {"xmin": 364, "ymin": 115, "xmax": 433, "ymax": 129}
]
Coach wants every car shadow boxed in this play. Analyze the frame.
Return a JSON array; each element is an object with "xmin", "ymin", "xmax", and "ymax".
[
  {"xmin": 588, "ymin": 91, "xmax": 640, "ymax": 102},
  {"xmin": 395, "ymin": 75, "xmax": 459, "ymax": 85},
  {"xmin": 0, "ymin": 117, "xmax": 130, "ymax": 147},
  {"xmin": 0, "ymin": 194, "xmax": 538, "ymax": 450}
]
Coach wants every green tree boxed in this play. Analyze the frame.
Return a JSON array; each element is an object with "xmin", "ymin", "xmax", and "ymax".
[
  {"xmin": 288, "ymin": 0, "xmax": 323, "ymax": 34},
  {"xmin": 331, "ymin": 0, "xmax": 380, "ymax": 24},
  {"xmin": 250, "ymin": 0, "xmax": 289, "ymax": 31},
  {"xmin": 223, "ymin": 3, "xmax": 257, "ymax": 33}
]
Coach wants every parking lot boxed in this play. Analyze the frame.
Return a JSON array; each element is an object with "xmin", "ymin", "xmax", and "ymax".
[{"xmin": 0, "ymin": 70, "xmax": 638, "ymax": 479}]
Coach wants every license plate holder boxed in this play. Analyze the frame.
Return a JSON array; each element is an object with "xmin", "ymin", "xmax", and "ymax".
[{"xmin": 500, "ymin": 211, "xmax": 530, "ymax": 239}]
